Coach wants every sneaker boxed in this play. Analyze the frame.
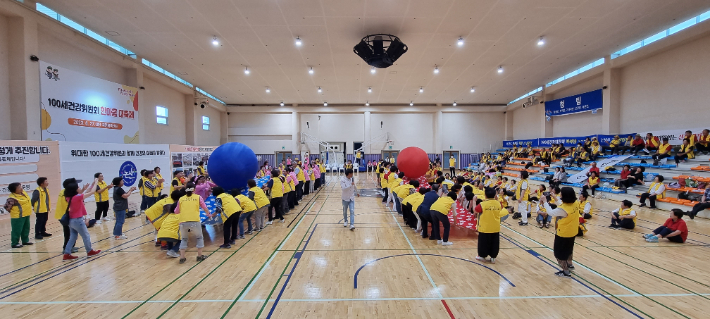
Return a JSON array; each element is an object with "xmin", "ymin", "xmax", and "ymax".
[
  {"xmin": 155, "ymin": 241, "xmax": 161, "ymax": 247},
  {"xmin": 544, "ymin": 224, "xmax": 550, "ymax": 228},
  {"xmin": 519, "ymin": 222, "xmax": 528, "ymax": 226},
  {"xmin": 639, "ymin": 203, "xmax": 646, "ymax": 208},
  {"xmin": 555, "ymin": 271, "xmax": 572, "ymax": 278},
  {"xmin": 568, "ymin": 265, "xmax": 575, "ymax": 270},
  {"xmin": 196, "ymin": 255, "xmax": 208, "ymax": 262},
  {"xmin": 608, "ymin": 224, "xmax": 617, "ymax": 228},
  {"xmin": 267, "ymin": 221, "xmax": 273, "ymax": 225},
  {"xmin": 344, "ymin": 222, "xmax": 348, "ymax": 227},
  {"xmin": 229, "ymin": 240, "xmax": 236, "ymax": 245},
  {"xmin": 11, "ymin": 244, "xmax": 23, "ymax": 248},
  {"xmin": 219, "ymin": 244, "xmax": 231, "ymax": 249},
  {"xmin": 247, "ymin": 231, "xmax": 253, "ymax": 235},
  {"xmin": 179, "ymin": 257, "xmax": 187, "ymax": 264},
  {"xmin": 646, "ymin": 236, "xmax": 659, "ymax": 243},
  {"xmin": 238, "ymin": 235, "xmax": 245, "ymax": 239},
  {"xmin": 166, "ymin": 250, "xmax": 179, "ymax": 258},
  {"xmin": 649, "ymin": 206, "xmax": 657, "ymax": 209},
  {"xmin": 350, "ymin": 225, "xmax": 355, "ymax": 231},
  {"xmin": 63, "ymin": 254, "xmax": 78, "ymax": 260},
  {"xmin": 437, "ymin": 240, "xmax": 442, "ymax": 245},
  {"xmin": 103, "ymin": 217, "xmax": 111, "ymax": 221},
  {"xmin": 41, "ymin": 233, "xmax": 52, "ymax": 237},
  {"xmin": 643, "ymin": 234, "xmax": 653, "ymax": 239},
  {"xmin": 95, "ymin": 220, "xmax": 102, "ymax": 225},
  {"xmin": 87, "ymin": 250, "xmax": 102, "ymax": 257},
  {"xmin": 280, "ymin": 219, "xmax": 285, "ymax": 223},
  {"xmin": 115, "ymin": 235, "xmax": 128, "ymax": 240},
  {"xmin": 490, "ymin": 258, "xmax": 496, "ymax": 264},
  {"xmin": 475, "ymin": 256, "xmax": 485, "ymax": 261},
  {"xmin": 441, "ymin": 241, "xmax": 453, "ymax": 246}
]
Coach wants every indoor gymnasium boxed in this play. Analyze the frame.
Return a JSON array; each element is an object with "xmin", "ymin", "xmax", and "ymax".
[{"xmin": 1, "ymin": 0, "xmax": 710, "ymax": 318}]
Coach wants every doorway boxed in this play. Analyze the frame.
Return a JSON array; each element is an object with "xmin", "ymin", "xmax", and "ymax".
[
  {"xmin": 442, "ymin": 151, "xmax": 460, "ymax": 169},
  {"xmin": 381, "ymin": 150, "xmax": 399, "ymax": 164},
  {"xmin": 275, "ymin": 152, "xmax": 292, "ymax": 166}
]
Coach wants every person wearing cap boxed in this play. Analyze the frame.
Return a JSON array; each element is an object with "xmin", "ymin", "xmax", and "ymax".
[{"xmin": 604, "ymin": 135, "xmax": 622, "ymax": 155}]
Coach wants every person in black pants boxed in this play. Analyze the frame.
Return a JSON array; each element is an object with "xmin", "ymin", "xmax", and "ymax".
[
  {"xmin": 609, "ymin": 200, "xmax": 636, "ymax": 229},
  {"xmin": 686, "ymin": 189, "xmax": 710, "ymax": 219},
  {"xmin": 380, "ymin": 167, "xmax": 389, "ymax": 203},
  {"xmin": 213, "ymin": 187, "xmax": 241, "ymax": 248},
  {"xmin": 430, "ymin": 190, "xmax": 460, "ymax": 245},
  {"xmin": 59, "ymin": 178, "xmax": 78, "ymax": 254},
  {"xmin": 31, "ymin": 177, "xmax": 52, "ymax": 240},
  {"xmin": 418, "ymin": 185, "xmax": 440, "ymax": 240}
]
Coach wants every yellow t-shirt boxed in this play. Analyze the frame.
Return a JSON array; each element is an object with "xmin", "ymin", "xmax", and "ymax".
[
  {"xmin": 478, "ymin": 199, "xmax": 506, "ymax": 233},
  {"xmin": 402, "ymin": 192, "xmax": 425, "ymax": 212},
  {"xmin": 430, "ymin": 197, "xmax": 455, "ymax": 216}
]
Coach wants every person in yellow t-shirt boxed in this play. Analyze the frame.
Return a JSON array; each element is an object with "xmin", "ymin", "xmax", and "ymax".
[
  {"xmin": 7, "ymin": 183, "xmax": 34, "ymax": 248},
  {"xmin": 31, "ymin": 177, "xmax": 52, "ymax": 240},
  {"xmin": 213, "ymin": 187, "xmax": 242, "ymax": 248},
  {"xmin": 174, "ymin": 182, "xmax": 211, "ymax": 264},
  {"xmin": 540, "ymin": 187, "xmax": 579, "ymax": 277},
  {"xmin": 652, "ymin": 138, "xmax": 673, "ymax": 166},
  {"xmin": 474, "ymin": 188, "xmax": 509, "ymax": 264},
  {"xmin": 93, "ymin": 172, "xmax": 114, "ymax": 223},
  {"xmin": 448, "ymin": 156, "xmax": 456, "ymax": 176},
  {"xmin": 430, "ymin": 191, "xmax": 458, "ymax": 246}
]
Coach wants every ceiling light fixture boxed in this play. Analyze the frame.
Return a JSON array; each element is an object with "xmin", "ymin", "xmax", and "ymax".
[
  {"xmin": 457, "ymin": 37, "xmax": 464, "ymax": 47},
  {"xmin": 308, "ymin": 67, "xmax": 314, "ymax": 75},
  {"xmin": 433, "ymin": 66, "xmax": 439, "ymax": 74},
  {"xmin": 410, "ymin": 101, "xmax": 414, "ymax": 106},
  {"xmin": 497, "ymin": 66, "xmax": 504, "ymax": 74},
  {"xmin": 419, "ymin": 87, "xmax": 424, "ymax": 93},
  {"xmin": 470, "ymin": 87, "xmax": 476, "ymax": 93},
  {"xmin": 537, "ymin": 36, "xmax": 545, "ymax": 46},
  {"xmin": 323, "ymin": 102, "xmax": 328, "ymax": 106},
  {"xmin": 295, "ymin": 36, "xmax": 302, "ymax": 46},
  {"xmin": 212, "ymin": 36, "xmax": 219, "ymax": 46},
  {"xmin": 368, "ymin": 87, "xmax": 372, "ymax": 93},
  {"xmin": 365, "ymin": 101, "xmax": 369, "ymax": 106},
  {"xmin": 280, "ymin": 101, "xmax": 284, "ymax": 107},
  {"xmin": 317, "ymin": 87, "xmax": 322, "ymax": 93},
  {"xmin": 370, "ymin": 67, "xmax": 376, "ymax": 74},
  {"xmin": 244, "ymin": 67, "xmax": 250, "ymax": 75},
  {"xmin": 453, "ymin": 102, "xmax": 457, "ymax": 106},
  {"xmin": 265, "ymin": 87, "xmax": 271, "ymax": 93}
]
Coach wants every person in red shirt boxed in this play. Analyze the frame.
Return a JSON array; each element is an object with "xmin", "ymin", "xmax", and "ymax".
[
  {"xmin": 586, "ymin": 162, "xmax": 600, "ymax": 177},
  {"xmin": 631, "ymin": 134, "xmax": 646, "ymax": 155},
  {"xmin": 643, "ymin": 133, "xmax": 660, "ymax": 155},
  {"xmin": 644, "ymin": 209, "xmax": 688, "ymax": 243}
]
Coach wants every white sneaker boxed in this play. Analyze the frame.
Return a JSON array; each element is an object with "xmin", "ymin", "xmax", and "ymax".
[
  {"xmin": 490, "ymin": 258, "xmax": 496, "ymax": 264},
  {"xmin": 441, "ymin": 241, "xmax": 453, "ymax": 246},
  {"xmin": 350, "ymin": 225, "xmax": 355, "ymax": 231},
  {"xmin": 267, "ymin": 221, "xmax": 273, "ymax": 225},
  {"xmin": 102, "ymin": 217, "xmax": 111, "ymax": 221},
  {"xmin": 280, "ymin": 219, "xmax": 285, "ymax": 223},
  {"xmin": 437, "ymin": 240, "xmax": 442, "ymax": 245},
  {"xmin": 95, "ymin": 220, "xmax": 102, "ymax": 225},
  {"xmin": 166, "ymin": 250, "xmax": 179, "ymax": 258},
  {"xmin": 344, "ymin": 222, "xmax": 348, "ymax": 227},
  {"xmin": 475, "ymin": 256, "xmax": 484, "ymax": 261},
  {"xmin": 115, "ymin": 234, "xmax": 127, "ymax": 239}
]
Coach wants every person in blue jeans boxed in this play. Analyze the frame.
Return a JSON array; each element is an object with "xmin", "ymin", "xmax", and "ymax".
[
  {"xmin": 112, "ymin": 177, "xmax": 136, "ymax": 239},
  {"xmin": 341, "ymin": 169, "xmax": 358, "ymax": 230},
  {"xmin": 62, "ymin": 181, "xmax": 102, "ymax": 260},
  {"xmin": 231, "ymin": 189, "xmax": 255, "ymax": 239}
]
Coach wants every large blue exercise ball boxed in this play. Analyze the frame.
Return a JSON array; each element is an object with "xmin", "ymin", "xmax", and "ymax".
[{"xmin": 207, "ymin": 142, "xmax": 258, "ymax": 191}]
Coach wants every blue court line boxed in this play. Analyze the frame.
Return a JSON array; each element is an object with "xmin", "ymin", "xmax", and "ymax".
[
  {"xmin": 0, "ymin": 233, "xmax": 154, "ymax": 299},
  {"xmin": 353, "ymin": 253, "xmax": 515, "ymax": 289},
  {"xmin": 500, "ymin": 234, "xmax": 645, "ymax": 319},
  {"xmin": 265, "ymin": 223, "xmax": 320, "ymax": 319},
  {"xmin": 0, "ymin": 222, "xmax": 149, "ymax": 279}
]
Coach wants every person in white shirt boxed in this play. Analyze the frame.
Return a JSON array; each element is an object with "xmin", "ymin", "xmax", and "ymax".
[
  {"xmin": 610, "ymin": 200, "xmax": 636, "ymax": 229},
  {"xmin": 639, "ymin": 175, "xmax": 665, "ymax": 209},
  {"xmin": 341, "ymin": 169, "xmax": 359, "ymax": 230}
]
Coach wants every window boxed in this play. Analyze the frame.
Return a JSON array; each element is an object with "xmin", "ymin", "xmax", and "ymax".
[
  {"xmin": 142, "ymin": 59, "xmax": 193, "ymax": 88},
  {"xmin": 156, "ymin": 106, "xmax": 168, "ymax": 125},
  {"xmin": 546, "ymin": 58, "xmax": 605, "ymax": 87},
  {"xmin": 508, "ymin": 87, "xmax": 542, "ymax": 105},
  {"xmin": 196, "ymin": 87, "xmax": 225, "ymax": 104},
  {"xmin": 202, "ymin": 116, "xmax": 210, "ymax": 131}
]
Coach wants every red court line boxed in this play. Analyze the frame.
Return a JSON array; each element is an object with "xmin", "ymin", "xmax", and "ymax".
[{"xmin": 441, "ymin": 299, "xmax": 456, "ymax": 319}]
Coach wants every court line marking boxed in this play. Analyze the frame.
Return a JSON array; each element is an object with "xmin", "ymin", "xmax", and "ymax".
[
  {"xmin": 226, "ymin": 178, "xmax": 335, "ymax": 319},
  {"xmin": 353, "ymin": 253, "xmax": 515, "ymax": 289},
  {"xmin": 500, "ymin": 231, "xmax": 648, "ymax": 319},
  {"xmin": 5, "ymin": 293, "xmax": 710, "ymax": 305}
]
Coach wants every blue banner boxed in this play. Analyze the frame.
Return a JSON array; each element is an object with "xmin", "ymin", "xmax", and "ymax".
[
  {"xmin": 545, "ymin": 89, "xmax": 603, "ymax": 117},
  {"xmin": 538, "ymin": 135, "xmax": 597, "ymax": 148},
  {"xmin": 502, "ymin": 139, "xmax": 538, "ymax": 148},
  {"xmin": 597, "ymin": 134, "xmax": 636, "ymax": 146}
]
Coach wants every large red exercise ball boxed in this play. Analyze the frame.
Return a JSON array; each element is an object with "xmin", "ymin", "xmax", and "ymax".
[
  {"xmin": 397, "ymin": 147, "xmax": 429, "ymax": 178},
  {"xmin": 207, "ymin": 142, "xmax": 258, "ymax": 191}
]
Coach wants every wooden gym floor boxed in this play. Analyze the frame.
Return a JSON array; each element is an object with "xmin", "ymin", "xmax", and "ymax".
[{"xmin": 0, "ymin": 173, "xmax": 709, "ymax": 318}]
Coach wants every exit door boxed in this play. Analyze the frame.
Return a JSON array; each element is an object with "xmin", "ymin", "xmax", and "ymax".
[
  {"xmin": 381, "ymin": 150, "xmax": 399, "ymax": 164},
  {"xmin": 443, "ymin": 151, "xmax": 460, "ymax": 169},
  {"xmin": 275, "ymin": 152, "xmax": 292, "ymax": 165}
]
